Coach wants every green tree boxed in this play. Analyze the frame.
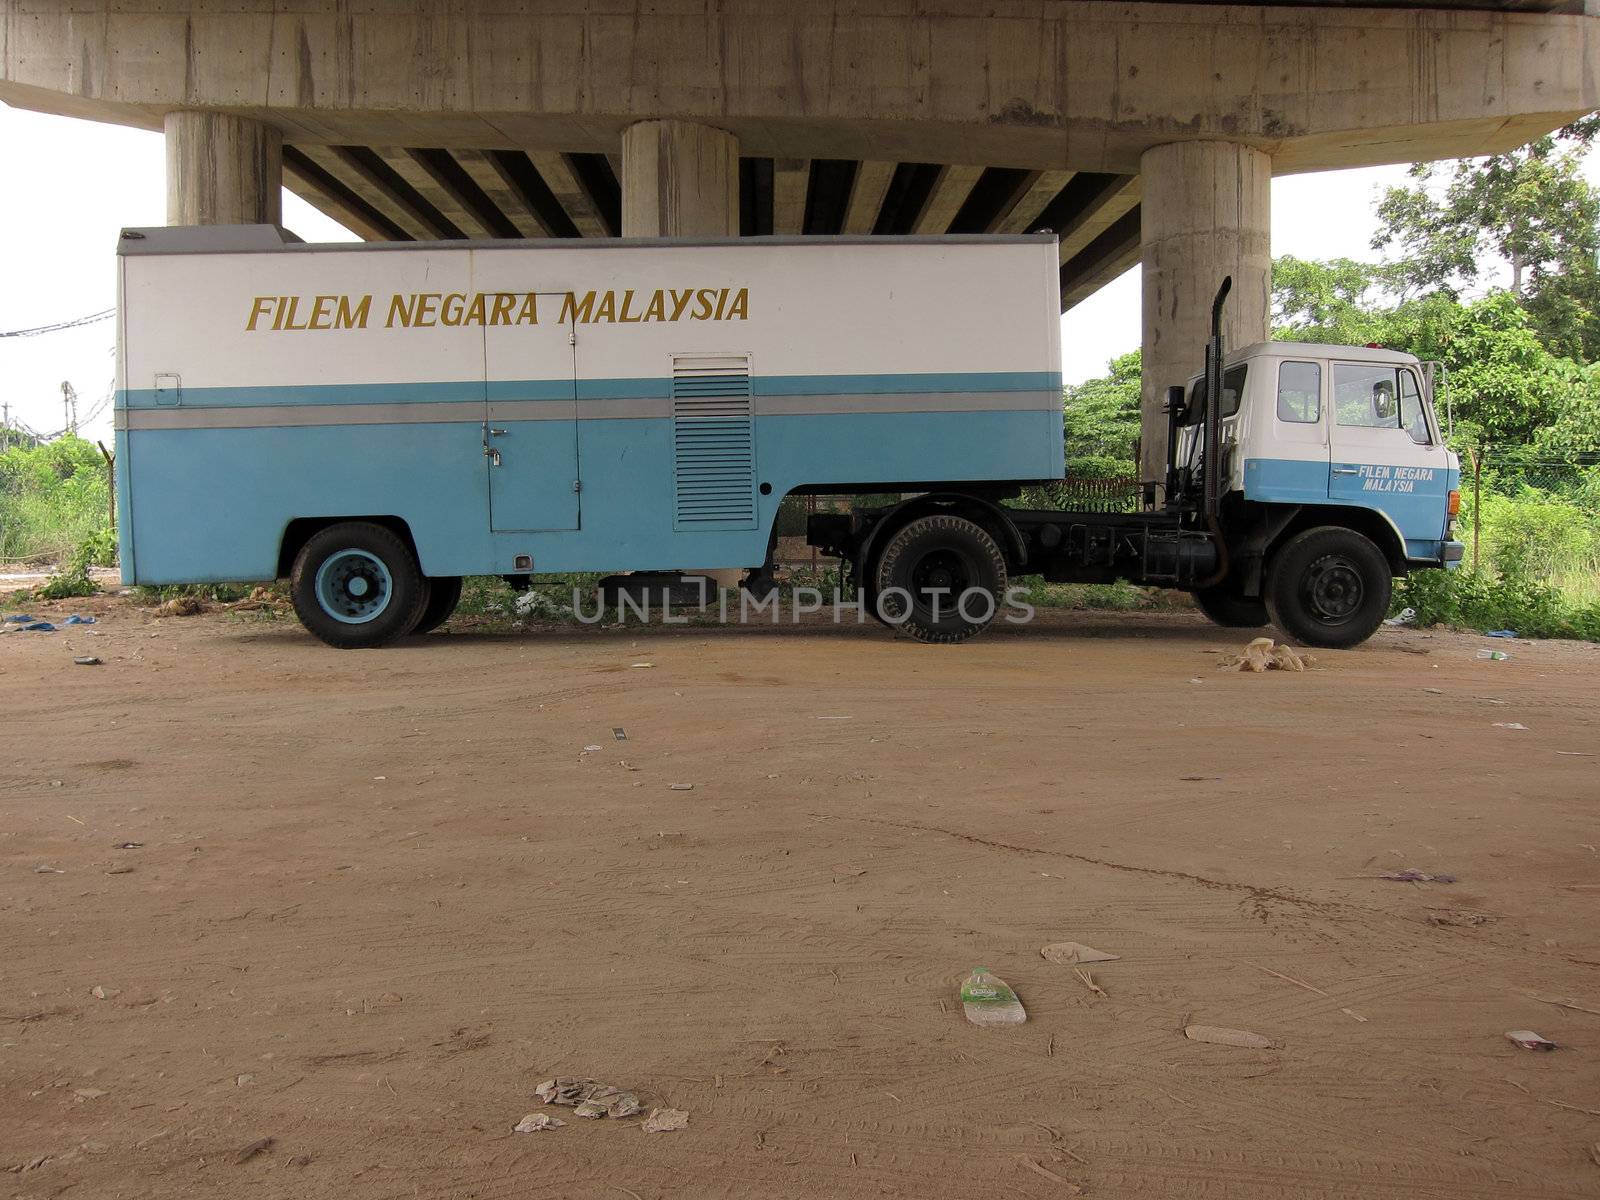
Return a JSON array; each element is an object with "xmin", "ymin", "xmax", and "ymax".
[
  {"xmin": 1063, "ymin": 349, "xmax": 1141, "ymax": 478},
  {"xmin": 1372, "ymin": 116, "xmax": 1600, "ymax": 359},
  {"xmin": 1271, "ymin": 258, "xmax": 1600, "ymax": 450},
  {"xmin": 1271, "ymin": 255, "xmax": 1389, "ymax": 344}
]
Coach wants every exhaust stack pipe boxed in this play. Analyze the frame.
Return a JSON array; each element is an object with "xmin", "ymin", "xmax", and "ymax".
[{"xmin": 1194, "ymin": 276, "xmax": 1232, "ymax": 589}]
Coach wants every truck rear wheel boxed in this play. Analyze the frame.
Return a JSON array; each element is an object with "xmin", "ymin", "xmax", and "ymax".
[
  {"xmin": 1192, "ymin": 584, "xmax": 1269, "ymax": 629},
  {"xmin": 291, "ymin": 522, "xmax": 428, "ymax": 649},
  {"xmin": 412, "ymin": 576, "xmax": 463, "ymax": 635},
  {"xmin": 1265, "ymin": 526, "xmax": 1392, "ymax": 650},
  {"xmin": 872, "ymin": 514, "xmax": 1007, "ymax": 644}
]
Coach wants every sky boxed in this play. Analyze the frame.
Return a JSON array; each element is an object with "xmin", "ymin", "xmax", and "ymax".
[{"xmin": 0, "ymin": 101, "xmax": 1559, "ymax": 443}]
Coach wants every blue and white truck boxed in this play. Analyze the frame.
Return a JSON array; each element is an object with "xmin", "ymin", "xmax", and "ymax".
[{"xmin": 114, "ymin": 226, "xmax": 1461, "ymax": 649}]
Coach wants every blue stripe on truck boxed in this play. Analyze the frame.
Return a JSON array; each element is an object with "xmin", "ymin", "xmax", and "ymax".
[{"xmin": 117, "ymin": 370, "xmax": 1064, "ymax": 409}]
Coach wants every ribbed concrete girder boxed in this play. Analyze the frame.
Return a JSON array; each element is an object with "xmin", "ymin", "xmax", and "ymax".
[{"xmin": 279, "ymin": 143, "xmax": 1142, "ymax": 307}]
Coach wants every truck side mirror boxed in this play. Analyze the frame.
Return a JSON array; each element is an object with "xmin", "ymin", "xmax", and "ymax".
[{"xmin": 1165, "ymin": 384, "xmax": 1187, "ymax": 420}]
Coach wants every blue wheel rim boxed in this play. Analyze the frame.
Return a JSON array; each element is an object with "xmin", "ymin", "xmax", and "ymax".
[{"xmin": 314, "ymin": 549, "xmax": 393, "ymax": 625}]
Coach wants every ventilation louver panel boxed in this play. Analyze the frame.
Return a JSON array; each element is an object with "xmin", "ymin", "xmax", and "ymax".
[{"xmin": 672, "ymin": 354, "xmax": 756, "ymax": 530}]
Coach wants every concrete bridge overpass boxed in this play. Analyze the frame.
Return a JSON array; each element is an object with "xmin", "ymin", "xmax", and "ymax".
[{"xmin": 3, "ymin": 0, "xmax": 1595, "ymax": 475}]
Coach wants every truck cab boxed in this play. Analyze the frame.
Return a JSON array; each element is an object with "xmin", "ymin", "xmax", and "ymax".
[
  {"xmin": 812, "ymin": 282, "xmax": 1463, "ymax": 651},
  {"xmin": 1179, "ymin": 342, "xmax": 1460, "ymax": 567},
  {"xmin": 1168, "ymin": 341, "xmax": 1462, "ymax": 640}
]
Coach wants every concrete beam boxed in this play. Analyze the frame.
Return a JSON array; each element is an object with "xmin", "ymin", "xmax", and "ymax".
[
  {"xmin": 292, "ymin": 144, "xmax": 434, "ymax": 240},
  {"xmin": 454, "ymin": 148, "xmax": 552, "ymax": 238},
  {"xmin": 995, "ymin": 170, "xmax": 1076, "ymax": 234},
  {"xmin": 164, "ymin": 110, "xmax": 281, "ymax": 226},
  {"xmin": 912, "ymin": 164, "xmax": 983, "ymax": 235},
  {"xmin": 1139, "ymin": 140, "xmax": 1272, "ymax": 486},
  {"xmin": 772, "ymin": 159, "xmax": 810, "ymax": 235},
  {"xmin": 621, "ymin": 120, "xmax": 739, "ymax": 237},
  {"xmin": 370, "ymin": 148, "xmax": 481, "ymax": 238},
  {"xmin": 842, "ymin": 160, "xmax": 896, "ymax": 235},
  {"xmin": 281, "ymin": 146, "xmax": 407, "ymax": 241},
  {"xmin": 1059, "ymin": 210, "xmax": 1142, "ymax": 309},
  {"xmin": 1053, "ymin": 176, "xmax": 1143, "ymax": 266},
  {"xmin": 528, "ymin": 151, "xmax": 610, "ymax": 238},
  {"xmin": 3, "ymin": 2, "xmax": 1592, "ymax": 176}
]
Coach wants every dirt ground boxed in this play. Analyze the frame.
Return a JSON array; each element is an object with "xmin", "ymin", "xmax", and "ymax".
[{"xmin": 4, "ymin": 593, "xmax": 1600, "ymax": 1200}]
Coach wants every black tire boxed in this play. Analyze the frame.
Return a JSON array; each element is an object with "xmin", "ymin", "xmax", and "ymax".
[
  {"xmin": 412, "ymin": 576, "xmax": 463, "ymax": 635},
  {"xmin": 290, "ymin": 522, "xmax": 428, "ymax": 649},
  {"xmin": 1264, "ymin": 526, "xmax": 1393, "ymax": 650},
  {"xmin": 871, "ymin": 514, "xmax": 1007, "ymax": 644},
  {"xmin": 1192, "ymin": 584, "xmax": 1270, "ymax": 628},
  {"xmin": 854, "ymin": 574, "xmax": 892, "ymax": 628}
]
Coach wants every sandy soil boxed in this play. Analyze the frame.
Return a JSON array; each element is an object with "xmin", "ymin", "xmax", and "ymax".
[{"xmin": 3, "ymin": 594, "xmax": 1600, "ymax": 1199}]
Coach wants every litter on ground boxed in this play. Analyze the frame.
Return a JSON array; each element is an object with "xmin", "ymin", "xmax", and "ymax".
[
  {"xmin": 1040, "ymin": 942, "xmax": 1120, "ymax": 965},
  {"xmin": 1185, "ymin": 1025, "xmax": 1276, "ymax": 1049},
  {"xmin": 960, "ymin": 966, "xmax": 1026, "ymax": 1025},
  {"xmin": 533, "ymin": 1078, "xmax": 645, "ymax": 1118},
  {"xmin": 1506, "ymin": 1030, "xmax": 1558, "ymax": 1051},
  {"xmin": 641, "ymin": 1108, "xmax": 689, "ymax": 1133},
  {"xmin": 513, "ymin": 1113, "xmax": 565, "ymax": 1132},
  {"xmin": 1373, "ymin": 869, "xmax": 1457, "ymax": 883},
  {"xmin": 1220, "ymin": 637, "xmax": 1312, "ymax": 672}
]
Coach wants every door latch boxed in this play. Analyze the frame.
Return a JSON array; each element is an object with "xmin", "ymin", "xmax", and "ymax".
[
  {"xmin": 485, "ymin": 446, "xmax": 502, "ymax": 467},
  {"xmin": 1332, "ymin": 466, "xmax": 1360, "ymax": 476}
]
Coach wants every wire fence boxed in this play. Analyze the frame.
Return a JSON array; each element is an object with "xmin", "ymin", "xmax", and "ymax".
[{"xmin": 1458, "ymin": 445, "xmax": 1600, "ymax": 605}]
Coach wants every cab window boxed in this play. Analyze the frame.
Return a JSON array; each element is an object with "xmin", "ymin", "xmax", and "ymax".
[
  {"xmin": 1334, "ymin": 363, "xmax": 1431, "ymax": 442},
  {"xmin": 1276, "ymin": 361, "xmax": 1321, "ymax": 424},
  {"xmin": 1185, "ymin": 364, "xmax": 1248, "ymax": 424},
  {"xmin": 1397, "ymin": 369, "xmax": 1431, "ymax": 444}
]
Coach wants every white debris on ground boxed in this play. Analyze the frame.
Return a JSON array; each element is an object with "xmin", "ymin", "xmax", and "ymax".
[
  {"xmin": 1220, "ymin": 637, "xmax": 1313, "ymax": 673},
  {"xmin": 641, "ymin": 1108, "xmax": 690, "ymax": 1133},
  {"xmin": 1040, "ymin": 942, "xmax": 1120, "ymax": 965},
  {"xmin": 514, "ymin": 1113, "xmax": 566, "ymax": 1132},
  {"xmin": 1184, "ymin": 1024, "xmax": 1277, "ymax": 1049}
]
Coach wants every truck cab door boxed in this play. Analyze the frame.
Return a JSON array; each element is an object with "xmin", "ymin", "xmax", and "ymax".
[
  {"xmin": 482, "ymin": 295, "xmax": 580, "ymax": 532},
  {"xmin": 1327, "ymin": 361, "xmax": 1450, "ymax": 559}
]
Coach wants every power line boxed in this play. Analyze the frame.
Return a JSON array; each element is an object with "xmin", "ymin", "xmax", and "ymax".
[{"xmin": 0, "ymin": 308, "xmax": 114, "ymax": 338}]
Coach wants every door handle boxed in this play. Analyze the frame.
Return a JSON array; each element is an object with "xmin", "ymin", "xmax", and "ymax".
[
  {"xmin": 1332, "ymin": 466, "xmax": 1360, "ymax": 475},
  {"xmin": 489, "ymin": 428, "xmax": 509, "ymax": 436}
]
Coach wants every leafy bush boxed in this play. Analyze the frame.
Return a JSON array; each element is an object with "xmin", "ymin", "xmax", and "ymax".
[
  {"xmin": 0, "ymin": 435, "xmax": 112, "ymax": 565},
  {"xmin": 1393, "ymin": 561, "xmax": 1600, "ymax": 641},
  {"xmin": 35, "ymin": 534, "xmax": 107, "ymax": 599}
]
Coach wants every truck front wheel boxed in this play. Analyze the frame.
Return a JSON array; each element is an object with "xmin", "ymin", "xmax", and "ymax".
[
  {"xmin": 1192, "ymin": 585, "xmax": 1269, "ymax": 629},
  {"xmin": 291, "ymin": 522, "xmax": 429, "ymax": 649},
  {"xmin": 1265, "ymin": 526, "xmax": 1392, "ymax": 650},
  {"xmin": 872, "ymin": 514, "xmax": 1007, "ymax": 644}
]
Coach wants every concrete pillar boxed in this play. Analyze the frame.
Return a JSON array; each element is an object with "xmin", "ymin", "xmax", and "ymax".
[
  {"xmin": 621, "ymin": 119, "xmax": 739, "ymax": 237},
  {"xmin": 1138, "ymin": 141, "xmax": 1270, "ymax": 487},
  {"xmin": 165, "ymin": 111, "xmax": 283, "ymax": 226}
]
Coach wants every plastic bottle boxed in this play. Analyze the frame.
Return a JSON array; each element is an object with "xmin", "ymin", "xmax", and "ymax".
[
  {"xmin": 960, "ymin": 966, "xmax": 1026, "ymax": 1025},
  {"xmin": 1476, "ymin": 649, "xmax": 1510, "ymax": 661}
]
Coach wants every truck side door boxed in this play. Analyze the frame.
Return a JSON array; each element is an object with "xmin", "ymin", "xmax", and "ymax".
[
  {"xmin": 1327, "ymin": 361, "xmax": 1450, "ymax": 559},
  {"xmin": 483, "ymin": 295, "xmax": 580, "ymax": 532}
]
